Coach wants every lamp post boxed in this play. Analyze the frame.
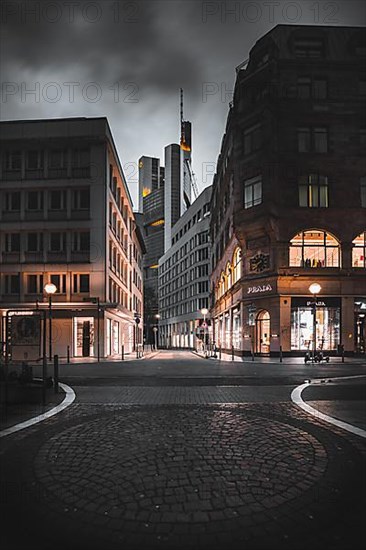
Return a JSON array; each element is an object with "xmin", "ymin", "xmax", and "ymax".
[
  {"xmin": 309, "ymin": 283, "xmax": 321, "ymax": 363},
  {"xmin": 154, "ymin": 314, "xmax": 160, "ymax": 350},
  {"xmin": 201, "ymin": 308, "xmax": 209, "ymax": 356},
  {"xmin": 44, "ymin": 282, "xmax": 57, "ymax": 361}
]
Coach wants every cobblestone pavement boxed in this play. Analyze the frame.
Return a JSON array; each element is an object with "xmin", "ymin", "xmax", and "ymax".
[{"xmin": 1, "ymin": 400, "xmax": 365, "ymax": 550}]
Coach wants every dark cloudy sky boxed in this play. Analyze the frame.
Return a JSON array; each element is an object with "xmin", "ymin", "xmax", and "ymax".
[{"xmin": 1, "ymin": 0, "xmax": 365, "ymax": 207}]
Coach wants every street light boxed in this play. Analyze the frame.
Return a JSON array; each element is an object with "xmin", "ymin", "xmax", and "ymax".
[
  {"xmin": 154, "ymin": 314, "xmax": 160, "ymax": 350},
  {"xmin": 44, "ymin": 282, "xmax": 57, "ymax": 361},
  {"xmin": 309, "ymin": 283, "xmax": 321, "ymax": 363},
  {"xmin": 201, "ymin": 308, "xmax": 209, "ymax": 356}
]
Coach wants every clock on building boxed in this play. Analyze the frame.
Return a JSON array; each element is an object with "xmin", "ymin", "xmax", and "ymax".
[{"xmin": 250, "ymin": 253, "xmax": 270, "ymax": 273}]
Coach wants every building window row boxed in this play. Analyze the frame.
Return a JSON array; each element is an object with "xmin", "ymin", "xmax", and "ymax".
[
  {"xmin": 2, "ymin": 231, "xmax": 90, "ymax": 256},
  {"xmin": 1, "ymin": 273, "xmax": 90, "ymax": 296},
  {"xmin": 2, "ymin": 188, "xmax": 90, "ymax": 215},
  {"xmin": 1, "ymin": 148, "xmax": 90, "ymax": 179}
]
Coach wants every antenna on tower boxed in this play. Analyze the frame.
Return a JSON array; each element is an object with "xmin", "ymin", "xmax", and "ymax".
[{"xmin": 180, "ymin": 88, "xmax": 184, "ymax": 124}]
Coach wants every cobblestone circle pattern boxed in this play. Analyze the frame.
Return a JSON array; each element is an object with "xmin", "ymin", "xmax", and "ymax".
[{"xmin": 34, "ymin": 408, "xmax": 327, "ymax": 531}]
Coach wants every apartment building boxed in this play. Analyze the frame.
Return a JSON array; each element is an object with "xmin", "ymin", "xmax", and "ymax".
[{"xmin": 0, "ymin": 117, "xmax": 144, "ymax": 359}]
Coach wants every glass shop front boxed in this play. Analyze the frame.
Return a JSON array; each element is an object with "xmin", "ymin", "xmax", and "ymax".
[{"xmin": 291, "ymin": 297, "xmax": 341, "ymax": 352}]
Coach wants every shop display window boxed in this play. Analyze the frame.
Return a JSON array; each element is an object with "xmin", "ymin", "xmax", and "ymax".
[
  {"xmin": 291, "ymin": 305, "xmax": 340, "ymax": 350},
  {"xmin": 289, "ymin": 230, "xmax": 340, "ymax": 268},
  {"xmin": 352, "ymin": 232, "xmax": 366, "ymax": 268}
]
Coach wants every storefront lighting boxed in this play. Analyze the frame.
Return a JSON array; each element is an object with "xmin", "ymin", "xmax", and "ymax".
[{"xmin": 309, "ymin": 283, "xmax": 321, "ymax": 295}]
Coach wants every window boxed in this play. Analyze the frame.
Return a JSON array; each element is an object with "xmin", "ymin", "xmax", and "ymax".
[
  {"xmin": 299, "ymin": 175, "xmax": 328, "ymax": 207},
  {"xmin": 243, "ymin": 124, "xmax": 262, "ymax": 155},
  {"xmin": 297, "ymin": 127, "xmax": 327, "ymax": 153},
  {"xmin": 49, "ymin": 233, "xmax": 65, "ymax": 252},
  {"xmin": 5, "ymin": 233, "xmax": 20, "ymax": 252},
  {"xmin": 233, "ymin": 247, "xmax": 242, "ymax": 283},
  {"xmin": 360, "ymin": 129, "xmax": 366, "ymax": 147},
  {"xmin": 4, "ymin": 274, "xmax": 20, "ymax": 294},
  {"xmin": 27, "ymin": 274, "xmax": 43, "ymax": 294},
  {"xmin": 4, "ymin": 151, "xmax": 21, "ymax": 171},
  {"xmin": 359, "ymin": 81, "xmax": 366, "ymax": 96},
  {"xmin": 352, "ymin": 232, "xmax": 366, "ymax": 268},
  {"xmin": 289, "ymin": 230, "xmax": 340, "ymax": 268},
  {"xmin": 5, "ymin": 191, "xmax": 21, "ymax": 211},
  {"xmin": 27, "ymin": 233, "xmax": 43, "ymax": 252},
  {"xmin": 73, "ymin": 274, "xmax": 90, "ymax": 293},
  {"xmin": 26, "ymin": 191, "xmax": 43, "ymax": 211},
  {"xmin": 26, "ymin": 150, "xmax": 43, "ymax": 170},
  {"xmin": 72, "ymin": 149, "xmax": 90, "ymax": 167},
  {"xmin": 244, "ymin": 175, "xmax": 262, "ymax": 209},
  {"xmin": 294, "ymin": 38, "xmax": 324, "ymax": 58},
  {"xmin": 297, "ymin": 128, "xmax": 311, "ymax": 152},
  {"xmin": 361, "ymin": 177, "xmax": 366, "ymax": 208},
  {"xmin": 50, "ymin": 274, "xmax": 66, "ymax": 293},
  {"xmin": 72, "ymin": 232, "xmax": 90, "ymax": 251},
  {"xmin": 297, "ymin": 78, "xmax": 327, "ymax": 100},
  {"xmin": 49, "ymin": 190, "xmax": 67, "ymax": 210},
  {"xmin": 72, "ymin": 188, "xmax": 90, "ymax": 210},
  {"xmin": 49, "ymin": 150, "xmax": 65, "ymax": 168}
]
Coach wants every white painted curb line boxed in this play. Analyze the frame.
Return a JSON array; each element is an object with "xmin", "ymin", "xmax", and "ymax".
[
  {"xmin": 0, "ymin": 383, "xmax": 75, "ymax": 439},
  {"xmin": 291, "ymin": 382, "xmax": 366, "ymax": 439}
]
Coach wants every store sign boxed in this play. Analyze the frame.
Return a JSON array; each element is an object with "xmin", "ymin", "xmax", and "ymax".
[
  {"xmin": 292, "ymin": 297, "xmax": 341, "ymax": 308},
  {"xmin": 247, "ymin": 284, "xmax": 273, "ymax": 295}
]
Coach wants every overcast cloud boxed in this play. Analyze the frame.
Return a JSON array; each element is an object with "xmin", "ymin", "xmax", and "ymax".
[{"xmin": 1, "ymin": 0, "xmax": 365, "ymax": 207}]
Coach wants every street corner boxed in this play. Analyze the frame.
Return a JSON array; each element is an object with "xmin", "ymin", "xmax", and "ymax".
[{"xmin": 1, "ymin": 403, "xmax": 365, "ymax": 549}]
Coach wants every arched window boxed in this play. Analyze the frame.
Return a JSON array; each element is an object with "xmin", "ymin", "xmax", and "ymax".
[
  {"xmin": 232, "ymin": 248, "xmax": 242, "ymax": 282},
  {"xmin": 226, "ymin": 263, "xmax": 232, "ymax": 289},
  {"xmin": 352, "ymin": 232, "xmax": 366, "ymax": 267},
  {"xmin": 289, "ymin": 230, "xmax": 340, "ymax": 268}
]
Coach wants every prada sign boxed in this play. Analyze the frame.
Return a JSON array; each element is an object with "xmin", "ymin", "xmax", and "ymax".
[
  {"xmin": 292, "ymin": 297, "xmax": 341, "ymax": 308},
  {"xmin": 247, "ymin": 283, "xmax": 273, "ymax": 294}
]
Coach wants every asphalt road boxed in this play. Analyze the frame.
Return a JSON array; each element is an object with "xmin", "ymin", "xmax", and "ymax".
[{"xmin": 1, "ymin": 351, "xmax": 365, "ymax": 550}]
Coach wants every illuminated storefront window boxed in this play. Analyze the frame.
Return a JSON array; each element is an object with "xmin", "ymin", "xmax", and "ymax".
[
  {"xmin": 289, "ymin": 230, "xmax": 340, "ymax": 268},
  {"xmin": 233, "ymin": 309, "xmax": 241, "ymax": 349},
  {"xmin": 291, "ymin": 298, "xmax": 340, "ymax": 351},
  {"xmin": 352, "ymin": 232, "xmax": 366, "ymax": 268}
]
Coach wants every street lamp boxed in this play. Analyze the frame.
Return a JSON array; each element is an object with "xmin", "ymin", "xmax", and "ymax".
[
  {"xmin": 154, "ymin": 314, "xmax": 160, "ymax": 350},
  {"xmin": 44, "ymin": 282, "xmax": 57, "ymax": 361},
  {"xmin": 201, "ymin": 308, "xmax": 209, "ymax": 356},
  {"xmin": 309, "ymin": 283, "xmax": 321, "ymax": 363}
]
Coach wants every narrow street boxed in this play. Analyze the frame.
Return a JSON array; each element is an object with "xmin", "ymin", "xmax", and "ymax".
[{"xmin": 1, "ymin": 351, "xmax": 365, "ymax": 550}]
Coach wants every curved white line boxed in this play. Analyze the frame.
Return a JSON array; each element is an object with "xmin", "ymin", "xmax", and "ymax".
[
  {"xmin": 291, "ymin": 383, "xmax": 366, "ymax": 439},
  {"xmin": 0, "ymin": 383, "xmax": 76, "ymax": 438}
]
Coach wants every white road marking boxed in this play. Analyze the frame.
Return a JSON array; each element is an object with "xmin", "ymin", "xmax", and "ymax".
[
  {"xmin": 0, "ymin": 383, "xmax": 75, "ymax": 438},
  {"xmin": 291, "ymin": 382, "xmax": 366, "ymax": 439}
]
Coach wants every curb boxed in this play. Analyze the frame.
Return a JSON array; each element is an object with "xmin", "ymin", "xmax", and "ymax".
[
  {"xmin": 291, "ymin": 380, "xmax": 366, "ymax": 439},
  {"xmin": 0, "ymin": 383, "xmax": 76, "ymax": 438}
]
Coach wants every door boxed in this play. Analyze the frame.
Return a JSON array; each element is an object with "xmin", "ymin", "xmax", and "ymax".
[{"xmin": 255, "ymin": 310, "xmax": 270, "ymax": 354}]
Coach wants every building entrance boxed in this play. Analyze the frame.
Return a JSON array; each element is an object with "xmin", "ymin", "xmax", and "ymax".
[{"xmin": 255, "ymin": 310, "xmax": 270, "ymax": 354}]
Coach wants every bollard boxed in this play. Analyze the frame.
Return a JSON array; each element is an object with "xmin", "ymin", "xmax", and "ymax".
[
  {"xmin": 342, "ymin": 349, "xmax": 345, "ymax": 363},
  {"xmin": 121, "ymin": 345, "xmax": 124, "ymax": 361},
  {"xmin": 280, "ymin": 345, "xmax": 283, "ymax": 363},
  {"xmin": 251, "ymin": 347, "xmax": 255, "ymax": 361},
  {"xmin": 231, "ymin": 346, "xmax": 234, "ymax": 361},
  {"xmin": 42, "ymin": 355, "xmax": 47, "ymax": 406},
  {"xmin": 67, "ymin": 345, "xmax": 70, "ymax": 364},
  {"xmin": 54, "ymin": 355, "xmax": 59, "ymax": 394}
]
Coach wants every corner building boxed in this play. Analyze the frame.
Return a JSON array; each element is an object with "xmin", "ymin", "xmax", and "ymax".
[
  {"xmin": 0, "ymin": 117, "xmax": 144, "ymax": 359},
  {"xmin": 210, "ymin": 25, "xmax": 366, "ymax": 356}
]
